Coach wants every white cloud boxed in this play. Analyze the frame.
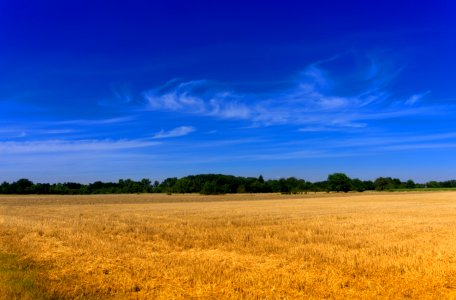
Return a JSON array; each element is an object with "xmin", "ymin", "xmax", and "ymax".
[
  {"xmin": 0, "ymin": 139, "xmax": 159, "ymax": 154},
  {"xmin": 41, "ymin": 129, "xmax": 76, "ymax": 135},
  {"xmin": 140, "ymin": 55, "xmax": 448, "ymax": 131},
  {"xmin": 57, "ymin": 116, "xmax": 134, "ymax": 126},
  {"xmin": 379, "ymin": 143, "xmax": 456, "ymax": 151},
  {"xmin": 405, "ymin": 91, "xmax": 430, "ymax": 105},
  {"xmin": 298, "ymin": 126, "xmax": 344, "ymax": 132},
  {"xmin": 152, "ymin": 126, "xmax": 196, "ymax": 139}
]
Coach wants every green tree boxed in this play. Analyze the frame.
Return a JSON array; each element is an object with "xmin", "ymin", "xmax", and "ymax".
[
  {"xmin": 405, "ymin": 179, "xmax": 416, "ymax": 189},
  {"xmin": 140, "ymin": 178, "xmax": 152, "ymax": 193},
  {"xmin": 237, "ymin": 184, "xmax": 246, "ymax": 193},
  {"xmin": 374, "ymin": 177, "xmax": 392, "ymax": 191},
  {"xmin": 258, "ymin": 175, "xmax": 265, "ymax": 183},
  {"xmin": 13, "ymin": 179, "xmax": 34, "ymax": 194},
  {"xmin": 327, "ymin": 173, "xmax": 351, "ymax": 192},
  {"xmin": 200, "ymin": 181, "xmax": 217, "ymax": 195},
  {"xmin": 0, "ymin": 182, "xmax": 11, "ymax": 194},
  {"xmin": 350, "ymin": 178, "xmax": 365, "ymax": 192},
  {"xmin": 362, "ymin": 180, "xmax": 375, "ymax": 191},
  {"xmin": 426, "ymin": 181, "xmax": 441, "ymax": 188}
]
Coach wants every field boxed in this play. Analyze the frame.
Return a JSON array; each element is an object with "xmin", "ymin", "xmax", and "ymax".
[{"xmin": 1, "ymin": 192, "xmax": 456, "ymax": 299}]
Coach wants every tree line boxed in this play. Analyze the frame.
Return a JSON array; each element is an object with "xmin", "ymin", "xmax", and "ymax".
[{"xmin": 1, "ymin": 174, "xmax": 455, "ymax": 195}]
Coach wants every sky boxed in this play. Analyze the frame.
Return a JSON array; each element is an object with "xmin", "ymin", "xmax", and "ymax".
[{"xmin": 1, "ymin": 0, "xmax": 455, "ymax": 183}]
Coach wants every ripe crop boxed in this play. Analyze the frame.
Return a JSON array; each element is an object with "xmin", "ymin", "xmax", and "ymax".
[{"xmin": 1, "ymin": 192, "xmax": 456, "ymax": 299}]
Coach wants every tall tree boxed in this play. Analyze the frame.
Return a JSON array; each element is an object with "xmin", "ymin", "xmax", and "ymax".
[{"xmin": 327, "ymin": 173, "xmax": 351, "ymax": 192}]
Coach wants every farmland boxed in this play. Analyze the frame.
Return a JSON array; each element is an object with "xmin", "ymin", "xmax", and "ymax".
[{"xmin": 1, "ymin": 192, "xmax": 456, "ymax": 299}]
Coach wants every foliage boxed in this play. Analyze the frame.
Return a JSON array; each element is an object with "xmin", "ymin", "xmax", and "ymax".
[
  {"xmin": 0, "ymin": 174, "xmax": 454, "ymax": 195},
  {"xmin": 327, "ymin": 173, "xmax": 351, "ymax": 192}
]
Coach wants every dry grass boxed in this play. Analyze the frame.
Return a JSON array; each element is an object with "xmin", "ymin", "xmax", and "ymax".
[{"xmin": 1, "ymin": 192, "xmax": 456, "ymax": 299}]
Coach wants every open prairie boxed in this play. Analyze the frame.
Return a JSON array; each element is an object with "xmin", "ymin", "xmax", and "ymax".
[{"xmin": 1, "ymin": 192, "xmax": 456, "ymax": 299}]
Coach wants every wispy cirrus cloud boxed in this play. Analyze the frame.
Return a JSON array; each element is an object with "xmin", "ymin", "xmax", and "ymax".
[
  {"xmin": 311, "ymin": 132, "xmax": 456, "ymax": 154},
  {"xmin": 0, "ymin": 139, "xmax": 159, "ymax": 154},
  {"xmin": 405, "ymin": 91, "xmax": 431, "ymax": 106},
  {"xmin": 0, "ymin": 116, "xmax": 135, "ymax": 140},
  {"xmin": 144, "ymin": 80, "xmax": 252, "ymax": 120},
  {"xmin": 152, "ymin": 126, "xmax": 195, "ymax": 139},
  {"xmin": 56, "ymin": 116, "xmax": 134, "ymax": 126},
  {"xmin": 142, "ymin": 54, "xmax": 443, "ymax": 130}
]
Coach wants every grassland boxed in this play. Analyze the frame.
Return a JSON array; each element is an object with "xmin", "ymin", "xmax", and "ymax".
[{"xmin": 1, "ymin": 192, "xmax": 456, "ymax": 299}]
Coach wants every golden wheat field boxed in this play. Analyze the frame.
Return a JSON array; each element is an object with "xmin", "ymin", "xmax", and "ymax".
[{"xmin": 1, "ymin": 192, "xmax": 456, "ymax": 299}]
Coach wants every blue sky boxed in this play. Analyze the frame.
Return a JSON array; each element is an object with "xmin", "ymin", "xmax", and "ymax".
[{"xmin": 1, "ymin": 0, "xmax": 455, "ymax": 183}]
